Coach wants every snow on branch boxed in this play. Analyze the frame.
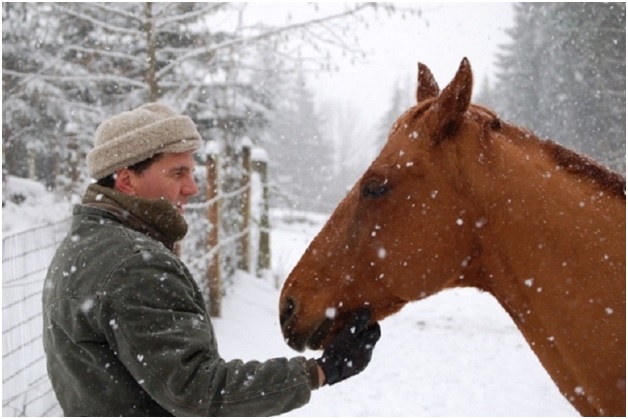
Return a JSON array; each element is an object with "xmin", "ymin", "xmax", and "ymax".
[
  {"xmin": 2, "ymin": 69, "xmax": 147, "ymax": 89},
  {"xmin": 51, "ymin": 3, "xmax": 143, "ymax": 37},
  {"xmin": 64, "ymin": 46, "xmax": 145, "ymax": 64},
  {"xmin": 155, "ymin": 2, "xmax": 231, "ymax": 29}
]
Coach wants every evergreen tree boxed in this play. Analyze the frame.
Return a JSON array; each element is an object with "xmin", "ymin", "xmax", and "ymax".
[
  {"xmin": 492, "ymin": 4, "xmax": 547, "ymax": 134},
  {"xmin": 374, "ymin": 79, "xmax": 414, "ymax": 153},
  {"xmin": 262, "ymin": 69, "xmax": 334, "ymax": 212},
  {"xmin": 2, "ymin": 3, "xmax": 68, "ymax": 187},
  {"xmin": 491, "ymin": 3, "xmax": 625, "ymax": 173}
]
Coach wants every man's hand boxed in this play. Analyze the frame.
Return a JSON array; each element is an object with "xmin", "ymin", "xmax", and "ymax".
[{"xmin": 316, "ymin": 308, "xmax": 381, "ymax": 386}]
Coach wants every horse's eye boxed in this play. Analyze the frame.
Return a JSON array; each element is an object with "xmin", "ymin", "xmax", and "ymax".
[{"xmin": 362, "ymin": 177, "xmax": 390, "ymax": 198}]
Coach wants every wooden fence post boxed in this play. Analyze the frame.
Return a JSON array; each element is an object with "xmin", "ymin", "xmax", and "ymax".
[
  {"xmin": 239, "ymin": 144, "xmax": 251, "ymax": 273},
  {"xmin": 206, "ymin": 152, "xmax": 221, "ymax": 317},
  {"xmin": 252, "ymin": 148, "xmax": 271, "ymax": 277}
]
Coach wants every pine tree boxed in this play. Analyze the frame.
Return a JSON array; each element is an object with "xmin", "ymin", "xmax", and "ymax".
[
  {"xmin": 262, "ymin": 69, "xmax": 334, "ymax": 212},
  {"xmin": 491, "ymin": 3, "xmax": 625, "ymax": 173},
  {"xmin": 374, "ymin": 79, "xmax": 414, "ymax": 153},
  {"xmin": 2, "ymin": 3, "xmax": 68, "ymax": 187},
  {"xmin": 492, "ymin": 4, "xmax": 547, "ymax": 133}
]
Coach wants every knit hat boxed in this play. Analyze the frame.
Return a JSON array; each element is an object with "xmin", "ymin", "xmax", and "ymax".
[{"xmin": 87, "ymin": 103, "xmax": 202, "ymax": 180}]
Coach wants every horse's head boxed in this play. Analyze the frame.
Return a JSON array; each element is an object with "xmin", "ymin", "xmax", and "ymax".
[{"xmin": 280, "ymin": 58, "xmax": 494, "ymax": 351}]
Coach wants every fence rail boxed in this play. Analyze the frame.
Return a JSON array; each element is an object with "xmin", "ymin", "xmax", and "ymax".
[{"xmin": 3, "ymin": 219, "xmax": 70, "ymax": 417}]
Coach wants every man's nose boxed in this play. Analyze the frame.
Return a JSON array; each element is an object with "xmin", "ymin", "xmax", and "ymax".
[{"xmin": 183, "ymin": 175, "xmax": 199, "ymax": 196}]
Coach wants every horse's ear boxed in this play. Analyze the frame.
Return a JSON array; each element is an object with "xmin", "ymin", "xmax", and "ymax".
[
  {"xmin": 422, "ymin": 57, "xmax": 473, "ymax": 144},
  {"xmin": 416, "ymin": 62, "xmax": 440, "ymax": 103}
]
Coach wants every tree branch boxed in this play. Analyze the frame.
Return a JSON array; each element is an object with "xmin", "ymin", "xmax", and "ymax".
[
  {"xmin": 155, "ymin": 3, "xmax": 376, "ymax": 80},
  {"xmin": 51, "ymin": 3, "xmax": 143, "ymax": 37},
  {"xmin": 2, "ymin": 69, "xmax": 147, "ymax": 89}
]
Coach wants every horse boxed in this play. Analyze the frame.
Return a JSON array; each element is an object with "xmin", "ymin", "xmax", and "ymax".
[{"xmin": 279, "ymin": 58, "xmax": 626, "ymax": 416}]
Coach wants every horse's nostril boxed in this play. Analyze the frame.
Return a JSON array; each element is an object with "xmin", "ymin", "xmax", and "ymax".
[{"xmin": 280, "ymin": 297, "xmax": 296, "ymax": 326}]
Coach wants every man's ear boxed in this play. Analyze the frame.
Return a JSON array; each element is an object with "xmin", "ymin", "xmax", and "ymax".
[{"xmin": 114, "ymin": 168, "xmax": 136, "ymax": 195}]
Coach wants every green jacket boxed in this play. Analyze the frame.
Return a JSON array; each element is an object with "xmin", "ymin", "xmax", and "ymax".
[{"xmin": 43, "ymin": 185, "xmax": 318, "ymax": 416}]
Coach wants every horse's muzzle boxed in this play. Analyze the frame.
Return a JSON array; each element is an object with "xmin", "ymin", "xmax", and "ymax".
[{"xmin": 279, "ymin": 296, "xmax": 332, "ymax": 352}]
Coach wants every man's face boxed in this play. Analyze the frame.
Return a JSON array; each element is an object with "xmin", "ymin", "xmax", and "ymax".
[{"xmin": 123, "ymin": 151, "xmax": 198, "ymax": 214}]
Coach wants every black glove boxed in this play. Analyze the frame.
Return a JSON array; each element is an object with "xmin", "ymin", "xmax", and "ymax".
[{"xmin": 316, "ymin": 308, "xmax": 381, "ymax": 386}]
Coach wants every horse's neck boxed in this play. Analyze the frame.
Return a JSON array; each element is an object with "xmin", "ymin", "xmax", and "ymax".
[
  {"xmin": 467, "ymin": 136, "xmax": 625, "ymax": 415},
  {"xmin": 477, "ymin": 162, "xmax": 624, "ymax": 324},
  {"xmin": 473, "ymin": 137, "xmax": 624, "ymax": 294}
]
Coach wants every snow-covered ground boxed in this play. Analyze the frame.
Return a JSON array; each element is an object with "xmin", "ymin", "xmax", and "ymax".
[{"xmin": 2, "ymin": 177, "xmax": 579, "ymax": 416}]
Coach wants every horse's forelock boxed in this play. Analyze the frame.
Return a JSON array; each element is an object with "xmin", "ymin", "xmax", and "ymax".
[{"xmin": 388, "ymin": 100, "xmax": 435, "ymax": 138}]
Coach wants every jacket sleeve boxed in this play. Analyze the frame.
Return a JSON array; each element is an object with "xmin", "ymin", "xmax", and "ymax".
[{"xmin": 95, "ymin": 250, "xmax": 315, "ymax": 416}]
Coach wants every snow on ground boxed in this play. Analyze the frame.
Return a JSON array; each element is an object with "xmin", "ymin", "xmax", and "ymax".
[{"xmin": 2, "ymin": 177, "xmax": 579, "ymax": 416}]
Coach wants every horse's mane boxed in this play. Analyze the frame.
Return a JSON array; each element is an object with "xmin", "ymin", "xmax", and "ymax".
[
  {"xmin": 469, "ymin": 104, "xmax": 625, "ymax": 199},
  {"xmin": 406, "ymin": 101, "xmax": 625, "ymax": 199},
  {"xmin": 543, "ymin": 140, "xmax": 626, "ymax": 198},
  {"xmin": 488, "ymin": 111, "xmax": 626, "ymax": 199}
]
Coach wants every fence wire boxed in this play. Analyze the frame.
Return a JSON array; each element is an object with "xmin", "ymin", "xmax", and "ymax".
[{"xmin": 3, "ymin": 219, "xmax": 70, "ymax": 417}]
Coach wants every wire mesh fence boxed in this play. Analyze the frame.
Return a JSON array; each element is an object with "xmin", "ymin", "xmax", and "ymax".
[{"xmin": 3, "ymin": 219, "xmax": 70, "ymax": 417}]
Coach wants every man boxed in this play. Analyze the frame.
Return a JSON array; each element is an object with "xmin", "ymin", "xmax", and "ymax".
[{"xmin": 42, "ymin": 103, "xmax": 381, "ymax": 416}]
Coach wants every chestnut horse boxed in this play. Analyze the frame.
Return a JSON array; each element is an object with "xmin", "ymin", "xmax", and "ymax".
[{"xmin": 279, "ymin": 58, "xmax": 625, "ymax": 416}]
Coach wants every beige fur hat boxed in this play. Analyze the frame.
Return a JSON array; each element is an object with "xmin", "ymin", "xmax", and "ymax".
[{"xmin": 86, "ymin": 103, "xmax": 202, "ymax": 180}]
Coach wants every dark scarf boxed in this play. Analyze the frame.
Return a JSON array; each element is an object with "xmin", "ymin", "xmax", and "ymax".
[{"xmin": 82, "ymin": 184, "xmax": 188, "ymax": 251}]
